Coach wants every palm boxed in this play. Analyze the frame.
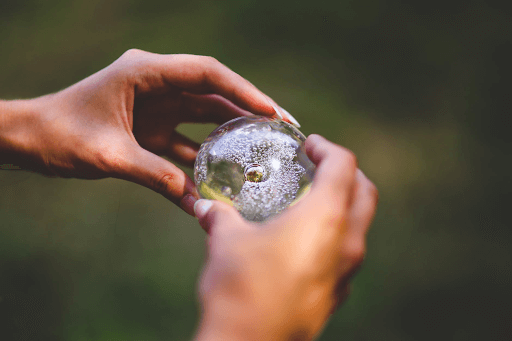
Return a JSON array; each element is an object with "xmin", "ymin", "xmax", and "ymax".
[
  {"xmin": 132, "ymin": 89, "xmax": 249, "ymax": 168},
  {"xmin": 32, "ymin": 50, "xmax": 286, "ymax": 213}
]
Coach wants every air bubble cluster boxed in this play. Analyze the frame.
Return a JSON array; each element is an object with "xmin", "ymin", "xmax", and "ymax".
[{"xmin": 194, "ymin": 116, "xmax": 315, "ymax": 222}]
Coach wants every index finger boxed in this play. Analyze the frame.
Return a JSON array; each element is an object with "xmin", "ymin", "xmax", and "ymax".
[
  {"xmin": 117, "ymin": 50, "xmax": 279, "ymax": 118},
  {"xmin": 305, "ymin": 134, "xmax": 358, "ymax": 208},
  {"xmin": 277, "ymin": 134, "xmax": 358, "ymax": 228}
]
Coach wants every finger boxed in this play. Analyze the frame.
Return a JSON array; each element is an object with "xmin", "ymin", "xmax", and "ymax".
[
  {"xmin": 134, "ymin": 128, "xmax": 200, "ymax": 168},
  {"xmin": 263, "ymin": 94, "xmax": 301, "ymax": 127},
  {"xmin": 194, "ymin": 199, "xmax": 248, "ymax": 235},
  {"xmin": 274, "ymin": 134, "xmax": 358, "ymax": 231},
  {"xmin": 165, "ymin": 132, "xmax": 200, "ymax": 168},
  {"xmin": 115, "ymin": 144, "xmax": 199, "ymax": 215},
  {"xmin": 179, "ymin": 92, "xmax": 256, "ymax": 124},
  {"xmin": 332, "ymin": 282, "xmax": 351, "ymax": 314},
  {"xmin": 334, "ymin": 170, "xmax": 377, "ymax": 288},
  {"xmin": 299, "ymin": 134, "xmax": 358, "ymax": 218},
  {"xmin": 135, "ymin": 92, "xmax": 254, "ymax": 125},
  {"xmin": 338, "ymin": 225, "xmax": 366, "ymax": 282},
  {"xmin": 345, "ymin": 169, "xmax": 379, "ymax": 238},
  {"xmin": 118, "ymin": 50, "xmax": 278, "ymax": 118}
]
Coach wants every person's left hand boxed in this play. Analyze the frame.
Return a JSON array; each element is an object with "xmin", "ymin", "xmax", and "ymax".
[{"xmin": 16, "ymin": 49, "xmax": 294, "ymax": 214}]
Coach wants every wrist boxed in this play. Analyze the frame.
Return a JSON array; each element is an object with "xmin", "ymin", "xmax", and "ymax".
[{"xmin": 0, "ymin": 97, "xmax": 48, "ymax": 170}]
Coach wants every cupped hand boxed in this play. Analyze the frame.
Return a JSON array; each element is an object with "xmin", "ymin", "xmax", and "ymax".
[
  {"xmin": 24, "ymin": 49, "xmax": 293, "ymax": 213},
  {"xmin": 194, "ymin": 134, "xmax": 378, "ymax": 341}
]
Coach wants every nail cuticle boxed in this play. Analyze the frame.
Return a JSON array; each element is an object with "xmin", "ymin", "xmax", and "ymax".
[{"xmin": 280, "ymin": 107, "xmax": 301, "ymax": 128}]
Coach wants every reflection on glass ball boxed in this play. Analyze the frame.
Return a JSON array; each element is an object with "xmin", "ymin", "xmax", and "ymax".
[{"xmin": 194, "ymin": 116, "xmax": 316, "ymax": 222}]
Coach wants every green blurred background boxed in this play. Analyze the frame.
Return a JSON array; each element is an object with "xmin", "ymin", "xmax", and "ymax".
[{"xmin": 1, "ymin": 0, "xmax": 511, "ymax": 340}]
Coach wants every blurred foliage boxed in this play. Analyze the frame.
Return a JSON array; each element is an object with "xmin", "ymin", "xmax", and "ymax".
[{"xmin": 1, "ymin": 0, "xmax": 511, "ymax": 340}]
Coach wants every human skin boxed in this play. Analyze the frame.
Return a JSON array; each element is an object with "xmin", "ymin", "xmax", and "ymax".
[
  {"xmin": 0, "ymin": 49, "xmax": 296, "ymax": 215},
  {"xmin": 0, "ymin": 50, "xmax": 378, "ymax": 340},
  {"xmin": 194, "ymin": 135, "xmax": 378, "ymax": 341}
]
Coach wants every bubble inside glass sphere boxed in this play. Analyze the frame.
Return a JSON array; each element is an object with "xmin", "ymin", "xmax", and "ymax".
[
  {"xmin": 194, "ymin": 116, "xmax": 316, "ymax": 222},
  {"xmin": 245, "ymin": 164, "xmax": 265, "ymax": 182}
]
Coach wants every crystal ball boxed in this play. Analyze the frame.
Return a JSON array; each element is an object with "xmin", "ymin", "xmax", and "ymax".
[{"xmin": 194, "ymin": 116, "xmax": 316, "ymax": 222}]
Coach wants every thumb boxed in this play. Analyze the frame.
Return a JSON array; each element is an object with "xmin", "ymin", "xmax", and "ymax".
[
  {"xmin": 115, "ymin": 145, "xmax": 198, "ymax": 215},
  {"xmin": 194, "ymin": 199, "xmax": 246, "ymax": 235}
]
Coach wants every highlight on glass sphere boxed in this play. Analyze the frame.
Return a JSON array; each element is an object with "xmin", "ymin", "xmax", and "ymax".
[{"xmin": 194, "ymin": 116, "xmax": 316, "ymax": 222}]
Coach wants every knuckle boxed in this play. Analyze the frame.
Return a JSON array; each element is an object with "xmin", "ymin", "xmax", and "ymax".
[
  {"xmin": 154, "ymin": 172, "xmax": 176, "ymax": 196},
  {"xmin": 202, "ymin": 55, "xmax": 220, "ymax": 66},
  {"xmin": 344, "ymin": 242, "xmax": 365, "ymax": 268},
  {"xmin": 367, "ymin": 181, "xmax": 379, "ymax": 204},
  {"xmin": 342, "ymin": 149, "xmax": 358, "ymax": 170},
  {"xmin": 192, "ymin": 56, "xmax": 222, "ymax": 90},
  {"xmin": 327, "ymin": 148, "xmax": 358, "ymax": 191},
  {"xmin": 329, "ymin": 146, "xmax": 357, "ymax": 171},
  {"xmin": 202, "ymin": 56, "xmax": 224, "ymax": 78},
  {"xmin": 103, "ymin": 150, "xmax": 129, "ymax": 177},
  {"xmin": 92, "ymin": 149, "xmax": 114, "ymax": 175},
  {"xmin": 121, "ymin": 48, "xmax": 144, "ymax": 60},
  {"xmin": 330, "ymin": 147, "xmax": 344, "ymax": 161},
  {"xmin": 117, "ymin": 49, "xmax": 150, "ymax": 72}
]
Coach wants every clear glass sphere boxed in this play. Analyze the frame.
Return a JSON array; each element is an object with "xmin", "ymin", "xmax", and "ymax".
[{"xmin": 194, "ymin": 116, "xmax": 316, "ymax": 222}]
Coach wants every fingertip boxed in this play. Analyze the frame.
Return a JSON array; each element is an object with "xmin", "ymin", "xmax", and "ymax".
[
  {"xmin": 268, "ymin": 100, "xmax": 284, "ymax": 119},
  {"xmin": 264, "ymin": 97, "xmax": 301, "ymax": 127},
  {"xmin": 306, "ymin": 134, "xmax": 325, "ymax": 145},
  {"xmin": 279, "ymin": 107, "xmax": 301, "ymax": 128},
  {"xmin": 246, "ymin": 94, "xmax": 279, "ymax": 118},
  {"xmin": 194, "ymin": 199, "xmax": 213, "ymax": 219},
  {"xmin": 180, "ymin": 194, "xmax": 198, "ymax": 216},
  {"xmin": 305, "ymin": 134, "xmax": 328, "ymax": 164},
  {"xmin": 195, "ymin": 200, "xmax": 249, "ymax": 235}
]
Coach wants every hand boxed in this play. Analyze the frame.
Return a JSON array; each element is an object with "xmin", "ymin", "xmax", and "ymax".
[
  {"xmin": 193, "ymin": 134, "xmax": 378, "ymax": 341},
  {"xmin": 3, "ymin": 49, "xmax": 296, "ymax": 213}
]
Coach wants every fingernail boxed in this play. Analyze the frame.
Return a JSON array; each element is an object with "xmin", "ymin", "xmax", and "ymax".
[
  {"xmin": 266, "ymin": 97, "xmax": 283, "ymax": 119},
  {"xmin": 280, "ymin": 107, "xmax": 301, "ymax": 128},
  {"xmin": 194, "ymin": 199, "xmax": 213, "ymax": 218},
  {"xmin": 180, "ymin": 194, "xmax": 198, "ymax": 216},
  {"xmin": 306, "ymin": 134, "xmax": 324, "ymax": 144}
]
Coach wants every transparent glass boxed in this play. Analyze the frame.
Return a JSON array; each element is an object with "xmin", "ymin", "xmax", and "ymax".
[{"xmin": 194, "ymin": 116, "xmax": 316, "ymax": 222}]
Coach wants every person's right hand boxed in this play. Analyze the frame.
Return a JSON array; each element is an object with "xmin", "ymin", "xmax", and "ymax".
[{"xmin": 193, "ymin": 134, "xmax": 378, "ymax": 341}]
